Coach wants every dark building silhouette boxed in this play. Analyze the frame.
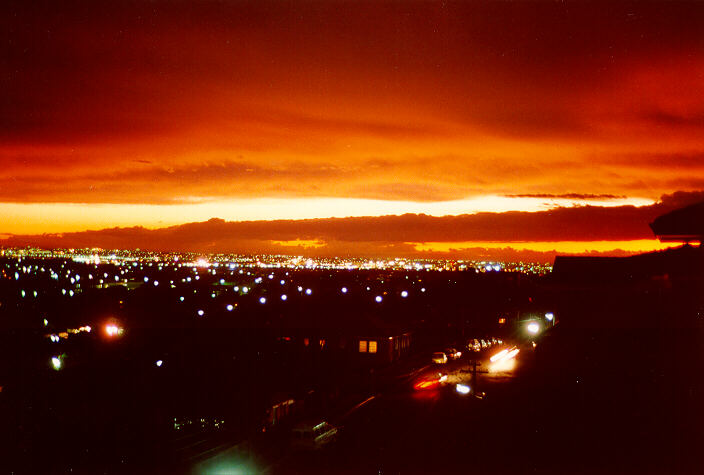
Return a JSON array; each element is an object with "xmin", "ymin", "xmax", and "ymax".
[
  {"xmin": 548, "ymin": 201, "xmax": 704, "ymax": 329},
  {"xmin": 553, "ymin": 200, "xmax": 704, "ymax": 285},
  {"xmin": 650, "ymin": 200, "xmax": 704, "ymax": 243}
]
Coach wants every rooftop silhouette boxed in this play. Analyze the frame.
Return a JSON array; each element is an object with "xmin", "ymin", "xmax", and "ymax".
[{"xmin": 650, "ymin": 200, "xmax": 704, "ymax": 243}]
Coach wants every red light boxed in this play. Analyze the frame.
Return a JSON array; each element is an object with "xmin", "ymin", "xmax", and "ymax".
[{"xmin": 414, "ymin": 379, "xmax": 440, "ymax": 390}]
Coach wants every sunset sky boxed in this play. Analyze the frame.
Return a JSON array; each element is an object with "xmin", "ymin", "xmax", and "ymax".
[{"xmin": 2, "ymin": 1, "xmax": 703, "ymax": 260}]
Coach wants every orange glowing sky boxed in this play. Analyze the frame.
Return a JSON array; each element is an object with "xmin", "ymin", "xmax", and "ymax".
[{"xmin": 2, "ymin": 1, "xmax": 704, "ymax": 259}]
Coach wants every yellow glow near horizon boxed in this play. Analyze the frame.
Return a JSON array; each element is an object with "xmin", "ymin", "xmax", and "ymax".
[
  {"xmin": 0, "ymin": 195, "xmax": 654, "ymax": 234},
  {"xmin": 270, "ymin": 239, "xmax": 327, "ymax": 249},
  {"xmin": 410, "ymin": 240, "xmax": 681, "ymax": 254}
]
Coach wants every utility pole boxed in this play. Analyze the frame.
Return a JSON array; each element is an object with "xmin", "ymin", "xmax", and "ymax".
[{"xmin": 472, "ymin": 358, "xmax": 479, "ymax": 394}]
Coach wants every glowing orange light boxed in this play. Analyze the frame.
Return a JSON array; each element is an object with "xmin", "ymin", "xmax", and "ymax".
[
  {"xmin": 414, "ymin": 380, "xmax": 440, "ymax": 390},
  {"xmin": 490, "ymin": 349, "xmax": 509, "ymax": 362}
]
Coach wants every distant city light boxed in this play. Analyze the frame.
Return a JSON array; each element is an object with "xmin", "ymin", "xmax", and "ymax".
[
  {"xmin": 259, "ymin": 297, "xmax": 266, "ymax": 304},
  {"xmin": 305, "ymin": 288, "xmax": 312, "ymax": 295},
  {"xmin": 226, "ymin": 304, "xmax": 234, "ymax": 311},
  {"xmin": 281, "ymin": 294, "xmax": 287, "ymax": 301},
  {"xmin": 375, "ymin": 296, "xmax": 383, "ymax": 303},
  {"xmin": 421, "ymin": 288, "xmax": 426, "ymax": 292},
  {"xmin": 242, "ymin": 287, "xmax": 249, "ymax": 293},
  {"xmin": 156, "ymin": 360, "xmax": 163, "ymax": 367},
  {"xmin": 197, "ymin": 310, "xmax": 205, "ymax": 316},
  {"xmin": 545, "ymin": 312, "xmax": 554, "ymax": 321},
  {"xmin": 401, "ymin": 290, "xmax": 408, "ymax": 298},
  {"xmin": 341, "ymin": 287, "xmax": 348, "ymax": 293},
  {"xmin": 180, "ymin": 296, "xmax": 185, "ymax": 301}
]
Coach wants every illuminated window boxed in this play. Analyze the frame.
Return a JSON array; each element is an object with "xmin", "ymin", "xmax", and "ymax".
[
  {"xmin": 359, "ymin": 340, "xmax": 368, "ymax": 353},
  {"xmin": 498, "ymin": 318, "xmax": 506, "ymax": 324},
  {"xmin": 368, "ymin": 341, "xmax": 377, "ymax": 353}
]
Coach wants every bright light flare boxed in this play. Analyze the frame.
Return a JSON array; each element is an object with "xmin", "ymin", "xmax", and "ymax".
[
  {"xmin": 490, "ymin": 358, "xmax": 516, "ymax": 373},
  {"xmin": 490, "ymin": 349, "xmax": 509, "ymax": 362},
  {"xmin": 526, "ymin": 322, "xmax": 540, "ymax": 334},
  {"xmin": 456, "ymin": 384, "xmax": 471, "ymax": 395},
  {"xmin": 414, "ymin": 379, "xmax": 440, "ymax": 390},
  {"xmin": 105, "ymin": 324, "xmax": 122, "ymax": 337},
  {"xmin": 489, "ymin": 347, "xmax": 520, "ymax": 372},
  {"xmin": 51, "ymin": 356, "xmax": 62, "ymax": 371}
]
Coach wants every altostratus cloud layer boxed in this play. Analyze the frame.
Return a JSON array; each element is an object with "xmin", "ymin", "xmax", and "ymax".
[{"xmin": 2, "ymin": 1, "xmax": 704, "ymax": 255}]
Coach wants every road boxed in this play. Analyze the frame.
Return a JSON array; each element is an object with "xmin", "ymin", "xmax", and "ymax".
[
  {"xmin": 268, "ymin": 344, "xmax": 531, "ymax": 474},
  {"xmin": 189, "ymin": 331, "xmax": 704, "ymax": 474},
  {"xmin": 190, "ymin": 332, "xmax": 704, "ymax": 474}
]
